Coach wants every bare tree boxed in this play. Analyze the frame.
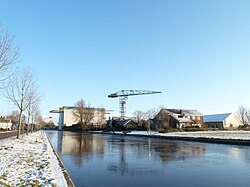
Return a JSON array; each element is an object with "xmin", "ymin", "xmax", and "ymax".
[
  {"xmin": 132, "ymin": 110, "xmax": 145, "ymax": 125},
  {"xmin": 72, "ymin": 99, "xmax": 85, "ymax": 125},
  {"xmin": 3, "ymin": 67, "xmax": 39, "ymax": 138},
  {"xmin": 246, "ymin": 109, "xmax": 250, "ymax": 126},
  {"xmin": 144, "ymin": 108, "xmax": 160, "ymax": 134},
  {"xmin": 0, "ymin": 25, "xmax": 19, "ymax": 84},
  {"xmin": 26, "ymin": 89, "xmax": 41, "ymax": 134},
  {"xmin": 80, "ymin": 105, "xmax": 94, "ymax": 130},
  {"xmin": 72, "ymin": 99, "xmax": 95, "ymax": 131},
  {"xmin": 7, "ymin": 110, "xmax": 19, "ymax": 122},
  {"xmin": 33, "ymin": 109, "xmax": 44, "ymax": 131},
  {"xmin": 237, "ymin": 105, "xmax": 248, "ymax": 125},
  {"xmin": 30, "ymin": 102, "xmax": 40, "ymax": 131},
  {"xmin": 145, "ymin": 108, "xmax": 159, "ymax": 120}
]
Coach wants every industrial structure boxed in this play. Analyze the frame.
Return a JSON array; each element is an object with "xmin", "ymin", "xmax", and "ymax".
[
  {"xmin": 50, "ymin": 106, "xmax": 106, "ymax": 130},
  {"xmin": 204, "ymin": 113, "xmax": 243, "ymax": 129},
  {"xmin": 108, "ymin": 90, "xmax": 161, "ymax": 118}
]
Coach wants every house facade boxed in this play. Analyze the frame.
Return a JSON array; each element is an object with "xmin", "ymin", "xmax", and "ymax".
[
  {"xmin": 204, "ymin": 113, "xmax": 243, "ymax": 129},
  {"xmin": 50, "ymin": 106, "xmax": 106, "ymax": 130},
  {"xmin": 154, "ymin": 108, "xmax": 204, "ymax": 129},
  {"xmin": 0, "ymin": 117, "xmax": 12, "ymax": 130}
]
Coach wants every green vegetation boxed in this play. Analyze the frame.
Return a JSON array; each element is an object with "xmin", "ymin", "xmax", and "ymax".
[{"xmin": 0, "ymin": 180, "xmax": 11, "ymax": 187}]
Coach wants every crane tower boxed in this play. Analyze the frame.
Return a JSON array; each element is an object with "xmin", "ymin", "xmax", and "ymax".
[{"xmin": 108, "ymin": 90, "xmax": 162, "ymax": 118}]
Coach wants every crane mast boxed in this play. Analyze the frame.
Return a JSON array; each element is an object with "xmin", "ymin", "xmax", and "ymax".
[{"xmin": 108, "ymin": 90, "xmax": 162, "ymax": 118}]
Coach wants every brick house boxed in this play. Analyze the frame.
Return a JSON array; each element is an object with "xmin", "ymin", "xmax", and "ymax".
[{"xmin": 154, "ymin": 108, "xmax": 204, "ymax": 129}]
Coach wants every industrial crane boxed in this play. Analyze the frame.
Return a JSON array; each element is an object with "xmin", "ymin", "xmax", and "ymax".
[{"xmin": 108, "ymin": 90, "xmax": 162, "ymax": 118}]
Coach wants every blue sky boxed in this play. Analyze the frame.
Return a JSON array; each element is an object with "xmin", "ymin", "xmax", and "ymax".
[{"xmin": 0, "ymin": 0, "xmax": 250, "ymax": 119}]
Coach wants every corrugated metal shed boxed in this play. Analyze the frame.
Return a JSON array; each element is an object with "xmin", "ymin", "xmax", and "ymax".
[{"xmin": 204, "ymin": 113, "xmax": 231, "ymax": 123}]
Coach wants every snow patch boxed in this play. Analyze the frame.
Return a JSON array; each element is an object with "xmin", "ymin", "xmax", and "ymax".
[{"xmin": 0, "ymin": 131, "xmax": 68, "ymax": 187}]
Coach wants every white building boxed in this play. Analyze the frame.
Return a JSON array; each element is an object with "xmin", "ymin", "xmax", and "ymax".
[
  {"xmin": 50, "ymin": 106, "xmax": 106, "ymax": 130},
  {"xmin": 0, "ymin": 118, "xmax": 12, "ymax": 130},
  {"xmin": 204, "ymin": 113, "xmax": 243, "ymax": 129}
]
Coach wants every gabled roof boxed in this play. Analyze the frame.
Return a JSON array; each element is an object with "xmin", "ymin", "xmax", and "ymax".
[
  {"xmin": 123, "ymin": 119, "xmax": 132, "ymax": 126},
  {"xmin": 110, "ymin": 119, "xmax": 135, "ymax": 126},
  {"xmin": 182, "ymin": 109, "xmax": 203, "ymax": 116},
  {"xmin": 204, "ymin": 113, "xmax": 231, "ymax": 123},
  {"xmin": 163, "ymin": 109, "xmax": 203, "ymax": 116}
]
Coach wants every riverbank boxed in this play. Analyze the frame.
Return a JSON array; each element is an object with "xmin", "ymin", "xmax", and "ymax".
[
  {"xmin": 100, "ymin": 130, "xmax": 250, "ymax": 145},
  {"xmin": 0, "ymin": 131, "xmax": 68, "ymax": 187}
]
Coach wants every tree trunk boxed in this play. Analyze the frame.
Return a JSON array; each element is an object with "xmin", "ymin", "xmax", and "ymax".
[
  {"xmin": 17, "ymin": 111, "xmax": 23, "ymax": 139},
  {"xmin": 26, "ymin": 119, "xmax": 29, "ymax": 135},
  {"xmin": 147, "ymin": 120, "xmax": 151, "ymax": 135},
  {"xmin": 26, "ymin": 112, "xmax": 30, "ymax": 135},
  {"xmin": 31, "ymin": 116, "xmax": 34, "ymax": 133}
]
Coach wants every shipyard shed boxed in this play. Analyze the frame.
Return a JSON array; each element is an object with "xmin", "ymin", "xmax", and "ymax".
[{"xmin": 204, "ymin": 113, "xmax": 243, "ymax": 129}]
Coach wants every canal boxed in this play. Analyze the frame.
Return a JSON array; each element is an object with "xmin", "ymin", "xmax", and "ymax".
[{"xmin": 46, "ymin": 131, "xmax": 250, "ymax": 187}]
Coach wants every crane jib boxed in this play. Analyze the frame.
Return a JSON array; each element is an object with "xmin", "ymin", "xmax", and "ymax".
[{"xmin": 108, "ymin": 90, "xmax": 162, "ymax": 118}]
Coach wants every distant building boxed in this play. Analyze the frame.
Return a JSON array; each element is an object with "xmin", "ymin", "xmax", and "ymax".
[
  {"xmin": 44, "ymin": 117, "xmax": 54, "ymax": 124},
  {"xmin": 154, "ymin": 108, "xmax": 204, "ymax": 129},
  {"xmin": 50, "ymin": 106, "xmax": 106, "ymax": 130},
  {"xmin": 107, "ymin": 117, "xmax": 138, "ymax": 131},
  {"xmin": 204, "ymin": 113, "xmax": 243, "ymax": 129},
  {"xmin": 0, "ymin": 116, "xmax": 12, "ymax": 130}
]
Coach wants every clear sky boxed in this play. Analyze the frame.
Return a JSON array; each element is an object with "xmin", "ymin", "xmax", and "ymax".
[{"xmin": 0, "ymin": 0, "xmax": 250, "ymax": 120}]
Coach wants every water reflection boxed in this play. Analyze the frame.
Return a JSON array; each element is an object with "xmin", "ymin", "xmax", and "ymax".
[
  {"xmin": 51, "ymin": 132, "xmax": 250, "ymax": 167},
  {"xmin": 46, "ymin": 131, "xmax": 250, "ymax": 187},
  {"xmin": 229, "ymin": 147, "xmax": 250, "ymax": 163},
  {"xmin": 107, "ymin": 137, "xmax": 128, "ymax": 175},
  {"xmin": 56, "ymin": 132, "xmax": 206, "ymax": 173},
  {"xmin": 55, "ymin": 132, "xmax": 105, "ymax": 166},
  {"xmin": 154, "ymin": 142, "xmax": 206, "ymax": 162},
  {"xmin": 57, "ymin": 132, "xmax": 104, "ymax": 155}
]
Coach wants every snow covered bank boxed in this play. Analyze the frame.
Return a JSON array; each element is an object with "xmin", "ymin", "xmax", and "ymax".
[
  {"xmin": 117, "ymin": 130, "xmax": 250, "ymax": 140},
  {"xmin": 153, "ymin": 131, "xmax": 250, "ymax": 140},
  {"xmin": 100, "ymin": 130, "xmax": 250, "ymax": 145},
  {"xmin": 0, "ymin": 131, "xmax": 68, "ymax": 187},
  {"xmin": 128, "ymin": 131, "xmax": 250, "ymax": 145}
]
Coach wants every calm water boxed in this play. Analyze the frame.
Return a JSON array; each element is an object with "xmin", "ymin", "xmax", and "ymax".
[{"xmin": 46, "ymin": 131, "xmax": 250, "ymax": 187}]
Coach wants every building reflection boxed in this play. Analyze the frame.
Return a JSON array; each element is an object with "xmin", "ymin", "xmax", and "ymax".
[
  {"xmin": 106, "ymin": 136, "xmax": 206, "ymax": 176},
  {"xmin": 229, "ymin": 147, "xmax": 250, "ymax": 164},
  {"xmin": 56, "ymin": 132, "xmax": 206, "ymax": 175},
  {"xmin": 106, "ymin": 136, "xmax": 128, "ymax": 175},
  {"xmin": 57, "ymin": 131, "xmax": 105, "ymax": 166},
  {"xmin": 154, "ymin": 141, "xmax": 206, "ymax": 162}
]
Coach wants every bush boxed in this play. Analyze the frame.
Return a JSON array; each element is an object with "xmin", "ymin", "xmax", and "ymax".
[
  {"xmin": 63, "ymin": 124, "xmax": 82, "ymax": 131},
  {"xmin": 238, "ymin": 125, "xmax": 250, "ymax": 131},
  {"xmin": 182, "ymin": 126, "xmax": 206, "ymax": 132},
  {"xmin": 158, "ymin": 128, "xmax": 180, "ymax": 133}
]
